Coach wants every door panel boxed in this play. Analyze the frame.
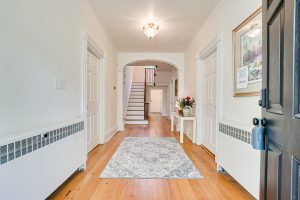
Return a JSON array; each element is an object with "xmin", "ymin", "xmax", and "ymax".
[
  {"xmin": 267, "ymin": 4, "xmax": 284, "ymax": 114},
  {"xmin": 150, "ymin": 89, "xmax": 162, "ymax": 113},
  {"xmin": 266, "ymin": 142, "xmax": 282, "ymax": 200},
  {"xmin": 87, "ymin": 50, "xmax": 100, "ymax": 152},
  {"xmin": 261, "ymin": 0, "xmax": 300, "ymax": 199},
  {"xmin": 295, "ymin": 0, "xmax": 300, "ymax": 118},
  {"xmin": 202, "ymin": 51, "xmax": 217, "ymax": 153},
  {"xmin": 292, "ymin": 157, "xmax": 300, "ymax": 199}
]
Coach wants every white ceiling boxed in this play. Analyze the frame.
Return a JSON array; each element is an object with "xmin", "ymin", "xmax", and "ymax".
[
  {"xmin": 129, "ymin": 61, "xmax": 176, "ymax": 71},
  {"xmin": 87, "ymin": 0, "xmax": 220, "ymax": 52}
]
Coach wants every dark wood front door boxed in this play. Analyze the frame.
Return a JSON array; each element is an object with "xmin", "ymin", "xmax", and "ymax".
[{"xmin": 261, "ymin": 0, "xmax": 300, "ymax": 199}]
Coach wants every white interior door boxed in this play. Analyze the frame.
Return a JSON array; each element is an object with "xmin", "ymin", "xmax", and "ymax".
[
  {"xmin": 203, "ymin": 51, "xmax": 217, "ymax": 154},
  {"xmin": 150, "ymin": 89, "xmax": 162, "ymax": 113},
  {"xmin": 87, "ymin": 50, "xmax": 100, "ymax": 152}
]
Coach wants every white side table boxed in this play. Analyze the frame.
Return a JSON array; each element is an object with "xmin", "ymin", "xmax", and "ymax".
[{"xmin": 171, "ymin": 112, "xmax": 196, "ymax": 144}]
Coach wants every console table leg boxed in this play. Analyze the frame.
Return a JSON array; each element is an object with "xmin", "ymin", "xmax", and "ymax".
[{"xmin": 180, "ymin": 119, "xmax": 184, "ymax": 144}]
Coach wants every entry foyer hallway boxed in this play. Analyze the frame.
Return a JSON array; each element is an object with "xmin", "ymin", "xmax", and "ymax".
[{"xmin": 49, "ymin": 115, "xmax": 253, "ymax": 200}]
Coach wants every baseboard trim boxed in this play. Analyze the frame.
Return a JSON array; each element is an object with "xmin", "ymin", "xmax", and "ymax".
[
  {"xmin": 184, "ymin": 131, "xmax": 193, "ymax": 141},
  {"xmin": 104, "ymin": 126, "xmax": 118, "ymax": 142}
]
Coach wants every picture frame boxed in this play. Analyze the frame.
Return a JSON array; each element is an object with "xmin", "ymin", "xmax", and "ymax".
[
  {"xmin": 174, "ymin": 79, "xmax": 178, "ymax": 97},
  {"xmin": 233, "ymin": 7, "xmax": 262, "ymax": 97}
]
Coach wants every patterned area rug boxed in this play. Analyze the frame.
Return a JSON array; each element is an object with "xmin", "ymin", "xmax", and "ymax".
[{"xmin": 99, "ymin": 137, "xmax": 203, "ymax": 179}]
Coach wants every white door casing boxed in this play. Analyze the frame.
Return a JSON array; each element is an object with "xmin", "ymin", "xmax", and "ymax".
[
  {"xmin": 196, "ymin": 33, "xmax": 222, "ymax": 156},
  {"xmin": 150, "ymin": 89, "xmax": 163, "ymax": 113},
  {"xmin": 82, "ymin": 33, "xmax": 106, "ymax": 153},
  {"xmin": 169, "ymin": 82, "xmax": 174, "ymax": 117},
  {"xmin": 203, "ymin": 51, "xmax": 217, "ymax": 153},
  {"xmin": 87, "ymin": 50, "xmax": 100, "ymax": 152}
]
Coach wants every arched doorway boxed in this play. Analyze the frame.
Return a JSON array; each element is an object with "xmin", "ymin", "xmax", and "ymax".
[{"xmin": 117, "ymin": 54, "xmax": 184, "ymax": 130}]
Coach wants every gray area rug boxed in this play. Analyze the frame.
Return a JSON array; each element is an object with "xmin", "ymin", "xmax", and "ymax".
[{"xmin": 99, "ymin": 137, "xmax": 203, "ymax": 179}]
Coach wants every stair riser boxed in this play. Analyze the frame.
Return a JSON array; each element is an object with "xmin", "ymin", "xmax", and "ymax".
[
  {"xmin": 127, "ymin": 107, "xmax": 144, "ymax": 111},
  {"xmin": 131, "ymin": 82, "xmax": 144, "ymax": 86},
  {"xmin": 128, "ymin": 103, "xmax": 144, "ymax": 107},
  {"xmin": 130, "ymin": 95, "xmax": 144, "ymax": 99},
  {"xmin": 131, "ymin": 85, "xmax": 144, "ymax": 89},
  {"xmin": 125, "ymin": 121, "xmax": 148, "ymax": 125},
  {"xmin": 130, "ymin": 88, "xmax": 144, "ymax": 92},
  {"xmin": 129, "ymin": 99, "xmax": 144, "ymax": 103},
  {"xmin": 126, "ymin": 116, "xmax": 144, "ymax": 120},
  {"xmin": 127, "ymin": 111, "xmax": 144, "ymax": 115},
  {"xmin": 131, "ymin": 92, "xmax": 144, "ymax": 96}
]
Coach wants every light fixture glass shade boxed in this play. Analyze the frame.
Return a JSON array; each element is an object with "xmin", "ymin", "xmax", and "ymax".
[{"xmin": 143, "ymin": 22, "xmax": 159, "ymax": 39}]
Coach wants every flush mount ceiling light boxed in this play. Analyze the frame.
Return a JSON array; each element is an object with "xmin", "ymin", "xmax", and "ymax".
[{"xmin": 143, "ymin": 22, "xmax": 159, "ymax": 39}]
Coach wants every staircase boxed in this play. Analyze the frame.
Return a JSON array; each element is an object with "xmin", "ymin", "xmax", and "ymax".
[{"xmin": 125, "ymin": 82, "xmax": 148, "ymax": 124}]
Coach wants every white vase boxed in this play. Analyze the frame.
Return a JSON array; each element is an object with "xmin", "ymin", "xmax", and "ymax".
[{"xmin": 183, "ymin": 107, "xmax": 190, "ymax": 117}]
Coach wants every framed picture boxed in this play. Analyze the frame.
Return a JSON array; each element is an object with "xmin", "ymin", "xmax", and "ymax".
[
  {"xmin": 233, "ymin": 8, "xmax": 262, "ymax": 97},
  {"xmin": 174, "ymin": 79, "xmax": 178, "ymax": 97}
]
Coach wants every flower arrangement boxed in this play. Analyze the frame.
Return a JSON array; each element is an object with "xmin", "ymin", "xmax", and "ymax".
[{"xmin": 177, "ymin": 96, "xmax": 195, "ymax": 110}]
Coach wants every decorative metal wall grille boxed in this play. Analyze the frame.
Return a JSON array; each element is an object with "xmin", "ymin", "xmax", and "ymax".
[
  {"xmin": 0, "ymin": 121, "xmax": 84, "ymax": 165},
  {"xmin": 219, "ymin": 123, "xmax": 251, "ymax": 144}
]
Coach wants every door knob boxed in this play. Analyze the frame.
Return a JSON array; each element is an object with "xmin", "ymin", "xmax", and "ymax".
[
  {"xmin": 253, "ymin": 117, "xmax": 267, "ymax": 126},
  {"xmin": 261, "ymin": 118, "xmax": 267, "ymax": 126},
  {"xmin": 252, "ymin": 117, "xmax": 267, "ymax": 150},
  {"xmin": 253, "ymin": 118, "xmax": 259, "ymax": 126}
]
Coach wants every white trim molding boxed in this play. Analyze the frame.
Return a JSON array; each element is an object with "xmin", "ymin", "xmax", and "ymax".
[
  {"xmin": 195, "ymin": 33, "xmax": 223, "ymax": 152},
  {"xmin": 81, "ymin": 31, "xmax": 106, "ymax": 145},
  {"xmin": 105, "ymin": 126, "xmax": 118, "ymax": 142}
]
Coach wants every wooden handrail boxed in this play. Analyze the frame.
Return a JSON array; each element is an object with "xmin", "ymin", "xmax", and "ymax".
[
  {"xmin": 144, "ymin": 68, "xmax": 147, "ymax": 120},
  {"xmin": 144, "ymin": 67, "xmax": 157, "ymax": 120}
]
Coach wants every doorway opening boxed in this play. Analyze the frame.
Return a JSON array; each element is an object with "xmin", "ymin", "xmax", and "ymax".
[
  {"xmin": 122, "ymin": 60, "xmax": 178, "ymax": 125},
  {"xmin": 150, "ymin": 89, "xmax": 163, "ymax": 114}
]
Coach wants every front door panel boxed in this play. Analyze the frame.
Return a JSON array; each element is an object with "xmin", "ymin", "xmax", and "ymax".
[
  {"xmin": 266, "ymin": 142, "xmax": 282, "ymax": 200},
  {"xmin": 267, "ymin": 4, "xmax": 284, "ymax": 114},
  {"xmin": 261, "ymin": 0, "xmax": 300, "ymax": 199}
]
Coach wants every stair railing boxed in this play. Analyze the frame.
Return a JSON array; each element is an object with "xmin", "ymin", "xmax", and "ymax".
[
  {"xmin": 144, "ymin": 66, "xmax": 157, "ymax": 120},
  {"xmin": 144, "ymin": 68, "xmax": 149, "ymax": 120}
]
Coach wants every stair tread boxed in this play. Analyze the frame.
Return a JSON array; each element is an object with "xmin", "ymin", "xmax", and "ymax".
[
  {"xmin": 127, "ymin": 107, "xmax": 144, "ymax": 108},
  {"xmin": 125, "ymin": 119, "xmax": 147, "ymax": 121}
]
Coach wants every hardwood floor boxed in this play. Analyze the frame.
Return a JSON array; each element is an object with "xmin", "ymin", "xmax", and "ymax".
[{"xmin": 48, "ymin": 115, "xmax": 254, "ymax": 200}]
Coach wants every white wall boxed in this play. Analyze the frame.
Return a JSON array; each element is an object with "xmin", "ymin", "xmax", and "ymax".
[
  {"xmin": 123, "ymin": 66, "xmax": 133, "ymax": 118},
  {"xmin": 132, "ymin": 66, "xmax": 145, "ymax": 82},
  {"xmin": 156, "ymin": 71, "xmax": 172, "ymax": 84},
  {"xmin": 0, "ymin": 0, "xmax": 118, "ymax": 136},
  {"xmin": 0, "ymin": 0, "xmax": 117, "ymax": 198},
  {"xmin": 184, "ymin": 0, "xmax": 262, "ymax": 198}
]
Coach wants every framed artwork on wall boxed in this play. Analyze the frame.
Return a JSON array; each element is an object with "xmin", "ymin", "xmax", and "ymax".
[
  {"xmin": 174, "ymin": 79, "xmax": 178, "ymax": 97},
  {"xmin": 233, "ymin": 7, "xmax": 262, "ymax": 97}
]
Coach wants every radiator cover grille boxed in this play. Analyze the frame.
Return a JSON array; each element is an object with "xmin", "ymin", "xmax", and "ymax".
[{"xmin": 0, "ymin": 121, "xmax": 84, "ymax": 165}]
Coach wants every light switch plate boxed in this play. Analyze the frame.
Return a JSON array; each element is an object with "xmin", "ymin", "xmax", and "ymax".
[{"xmin": 54, "ymin": 78, "xmax": 66, "ymax": 90}]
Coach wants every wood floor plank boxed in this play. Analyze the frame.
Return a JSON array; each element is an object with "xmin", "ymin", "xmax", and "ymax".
[{"xmin": 48, "ymin": 115, "xmax": 255, "ymax": 200}]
